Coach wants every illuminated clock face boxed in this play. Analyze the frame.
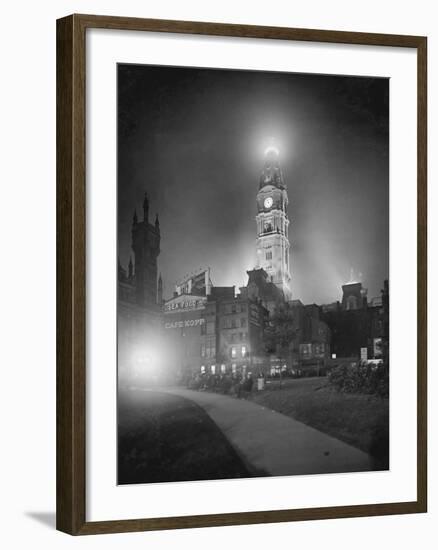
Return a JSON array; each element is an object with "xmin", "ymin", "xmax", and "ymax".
[{"xmin": 264, "ymin": 197, "xmax": 273, "ymax": 209}]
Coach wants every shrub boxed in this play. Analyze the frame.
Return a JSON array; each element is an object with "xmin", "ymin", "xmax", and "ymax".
[{"xmin": 328, "ymin": 362, "xmax": 389, "ymax": 397}]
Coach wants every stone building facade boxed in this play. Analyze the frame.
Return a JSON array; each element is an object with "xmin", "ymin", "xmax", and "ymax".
[
  {"xmin": 117, "ymin": 193, "xmax": 162, "ymax": 384},
  {"xmin": 161, "ymin": 284, "xmax": 269, "ymax": 380},
  {"xmin": 322, "ymin": 280, "xmax": 389, "ymax": 362}
]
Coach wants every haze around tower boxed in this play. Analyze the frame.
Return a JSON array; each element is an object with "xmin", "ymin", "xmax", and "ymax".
[{"xmin": 118, "ymin": 64, "xmax": 389, "ymax": 304}]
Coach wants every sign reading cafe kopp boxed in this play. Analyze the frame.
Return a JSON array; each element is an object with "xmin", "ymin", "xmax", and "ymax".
[{"xmin": 164, "ymin": 318, "xmax": 206, "ymax": 330}]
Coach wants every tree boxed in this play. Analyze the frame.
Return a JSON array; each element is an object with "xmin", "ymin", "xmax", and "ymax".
[{"xmin": 264, "ymin": 302, "xmax": 298, "ymax": 362}]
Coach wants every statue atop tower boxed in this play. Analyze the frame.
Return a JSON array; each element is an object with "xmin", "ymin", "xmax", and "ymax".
[
  {"xmin": 255, "ymin": 146, "xmax": 292, "ymax": 301},
  {"xmin": 259, "ymin": 146, "xmax": 286, "ymax": 190}
]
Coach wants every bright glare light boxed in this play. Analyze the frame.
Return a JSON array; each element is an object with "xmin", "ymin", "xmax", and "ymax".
[{"xmin": 264, "ymin": 145, "xmax": 280, "ymax": 157}]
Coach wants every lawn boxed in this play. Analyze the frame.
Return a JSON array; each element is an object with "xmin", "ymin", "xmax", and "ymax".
[
  {"xmin": 250, "ymin": 377, "xmax": 389, "ymax": 469},
  {"xmin": 118, "ymin": 388, "xmax": 254, "ymax": 484}
]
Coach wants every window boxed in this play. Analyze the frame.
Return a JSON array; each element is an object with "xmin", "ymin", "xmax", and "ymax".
[
  {"xmin": 200, "ymin": 344, "xmax": 206, "ymax": 357},
  {"xmin": 314, "ymin": 343, "xmax": 325, "ymax": 357},
  {"xmin": 231, "ymin": 319, "xmax": 237, "ymax": 328},
  {"xmin": 241, "ymin": 318, "xmax": 247, "ymax": 328},
  {"xmin": 201, "ymin": 365, "xmax": 205, "ymax": 374},
  {"xmin": 211, "ymin": 365, "xmax": 216, "ymax": 375},
  {"xmin": 231, "ymin": 304, "xmax": 237, "ymax": 313},
  {"xmin": 266, "ymin": 251, "xmax": 272, "ymax": 260},
  {"xmin": 231, "ymin": 347, "xmax": 237, "ymax": 358},
  {"xmin": 232, "ymin": 363, "xmax": 237, "ymax": 374},
  {"xmin": 221, "ymin": 364, "xmax": 226, "ymax": 374},
  {"xmin": 300, "ymin": 343, "xmax": 312, "ymax": 358},
  {"xmin": 241, "ymin": 345, "xmax": 247, "ymax": 358}
]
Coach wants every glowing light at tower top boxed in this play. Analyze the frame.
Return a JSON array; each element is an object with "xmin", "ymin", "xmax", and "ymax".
[{"xmin": 264, "ymin": 145, "xmax": 280, "ymax": 157}]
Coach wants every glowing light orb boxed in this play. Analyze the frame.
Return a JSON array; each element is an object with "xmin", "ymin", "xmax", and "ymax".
[{"xmin": 264, "ymin": 145, "xmax": 280, "ymax": 157}]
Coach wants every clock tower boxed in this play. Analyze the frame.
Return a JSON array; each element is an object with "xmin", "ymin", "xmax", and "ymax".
[{"xmin": 255, "ymin": 147, "xmax": 292, "ymax": 300}]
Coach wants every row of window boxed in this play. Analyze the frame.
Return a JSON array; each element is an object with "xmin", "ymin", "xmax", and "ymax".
[
  {"xmin": 231, "ymin": 345, "xmax": 247, "ymax": 359},
  {"xmin": 222, "ymin": 317, "xmax": 247, "ymax": 329},
  {"xmin": 200, "ymin": 321, "xmax": 215, "ymax": 335},
  {"xmin": 200, "ymin": 343, "xmax": 216, "ymax": 358},
  {"xmin": 229, "ymin": 332, "xmax": 247, "ymax": 343},
  {"xmin": 200, "ymin": 343, "xmax": 248, "ymax": 359},
  {"xmin": 299, "ymin": 342, "xmax": 325, "ymax": 358},
  {"xmin": 223, "ymin": 303, "xmax": 247, "ymax": 315},
  {"xmin": 200, "ymin": 364, "xmax": 249, "ymax": 375}
]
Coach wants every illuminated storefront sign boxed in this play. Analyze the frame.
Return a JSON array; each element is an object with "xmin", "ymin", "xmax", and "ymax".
[
  {"xmin": 163, "ymin": 295, "xmax": 207, "ymax": 313},
  {"xmin": 163, "ymin": 318, "xmax": 205, "ymax": 330}
]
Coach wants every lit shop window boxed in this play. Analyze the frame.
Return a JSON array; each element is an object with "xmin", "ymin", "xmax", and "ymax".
[
  {"xmin": 211, "ymin": 365, "xmax": 216, "ymax": 375},
  {"xmin": 241, "ymin": 345, "xmax": 247, "ymax": 358},
  {"xmin": 231, "ymin": 363, "xmax": 237, "ymax": 374},
  {"xmin": 221, "ymin": 364, "xmax": 226, "ymax": 374},
  {"xmin": 201, "ymin": 365, "xmax": 205, "ymax": 374},
  {"xmin": 231, "ymin": 347, "xmax": 237, "ymax": 358}
]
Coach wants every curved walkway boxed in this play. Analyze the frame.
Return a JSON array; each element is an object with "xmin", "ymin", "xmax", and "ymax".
[{"xmin": 149, "ymin": 387, "xmax": 372, "ymax": 477}]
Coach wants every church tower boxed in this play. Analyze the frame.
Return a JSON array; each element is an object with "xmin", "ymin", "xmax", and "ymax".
[
  {"xmin": 131, "ymin": 192, "xmax": 161, "ymax": 309},
  {"xmin": 255, "ymin": 147, "xmax": 292, "ymax": 300}
]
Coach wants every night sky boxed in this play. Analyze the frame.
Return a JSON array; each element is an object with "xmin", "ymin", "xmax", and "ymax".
[{"xmin": 118, "ymin": 64, "xmax": 389, "ymax": 305}]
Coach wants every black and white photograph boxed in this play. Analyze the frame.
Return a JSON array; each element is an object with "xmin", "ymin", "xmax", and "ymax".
[{"xmin": 116, "ymin": 63, "xmax": 390, "ymax": 485}]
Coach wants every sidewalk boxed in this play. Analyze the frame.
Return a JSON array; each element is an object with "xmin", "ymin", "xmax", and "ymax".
[{"xmin": 156, "ymin": 387, "xmax": 372, "ymax": 477}]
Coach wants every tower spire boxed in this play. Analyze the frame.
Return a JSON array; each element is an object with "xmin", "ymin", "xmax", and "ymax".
[
  {"xmin": 260, "ymin": 146, "xmax": 285, "ymax": 190},
  {"xmin": 155, "ymin": 213, "xmax": 160, "ymax": 231},
  {"xmin": 143, "ymin": 192, "xmax": 149, "ymax": 222},
  {"xmin": 157, "ymin": 272, "xmax": 163, "ymax": 305},
  {"xmin": 128, "ymin": 256, "xmax": 133, "ymax": 278}
]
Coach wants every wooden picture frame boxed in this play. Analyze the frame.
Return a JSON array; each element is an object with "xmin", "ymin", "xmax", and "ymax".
[{"xmin": 56, "ymin": 13, "xmax": 427, "ymax": 535}]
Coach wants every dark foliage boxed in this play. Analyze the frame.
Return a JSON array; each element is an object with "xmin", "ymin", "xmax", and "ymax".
[{"xmin": 328, "ymin": 362, "xmax": 389, "ymax": 397}]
